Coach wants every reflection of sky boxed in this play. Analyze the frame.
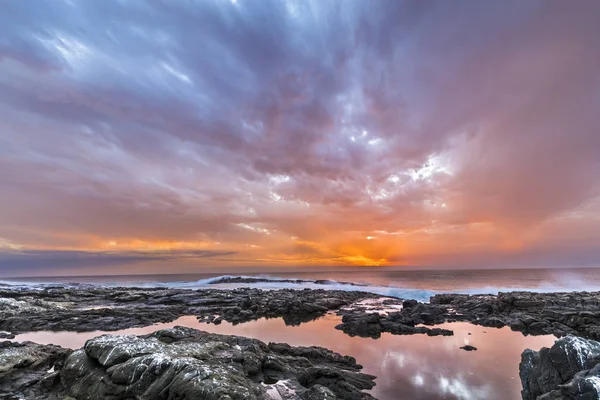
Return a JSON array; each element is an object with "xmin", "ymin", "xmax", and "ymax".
[{"xmin": 15, "ymin": 316, "xmax": 555, "ymax": 400}]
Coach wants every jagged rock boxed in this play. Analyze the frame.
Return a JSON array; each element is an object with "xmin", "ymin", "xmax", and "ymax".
[
  {"xmin": 402, "ymin": 299, "xmax": 417, "ymax": 309},
  {"xmin": 0, "ymin": 340, "xmax": 72, "ymax": 399},
  {"xmin": 424, "ymin": 291, "xmax": 600, "ymax": 339},
  {"xmin": 334, "ymin": 311, "xmax": 453, "ymax": 338},
  {"xmin": 59, "ymin": 326, "xmax": 376, "ymax": 400},
  {"xmin": 208, "ymin": 276, "xmax": 364, "ymax": 288},
  {"xmin": 0, "ymin": 327, "xmax": 375, "ymax": 399},
  {"xmin": 300, "ymin": 384, "xmax": 338, "ymax": 399},
  {"xmin": 519, "ymin": 335, "xmax": 600, "ymax": 400},
  {"xmin": 0, "ymin": 286, "xmax": 378, "ymax": 334},
  {"xmin": 2, "ymin": 284, "xmax": 600, "ymax": 341}
]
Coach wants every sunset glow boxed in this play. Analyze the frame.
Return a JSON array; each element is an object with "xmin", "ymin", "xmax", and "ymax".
[{"xmin": 1, "ymin": 0, "xmax": 599, "ymax": 276}]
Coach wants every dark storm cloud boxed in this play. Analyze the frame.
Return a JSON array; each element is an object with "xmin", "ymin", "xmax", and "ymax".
[{"xmin": 0, "ymin": 0, "xmax": 599, "ymax": 273}]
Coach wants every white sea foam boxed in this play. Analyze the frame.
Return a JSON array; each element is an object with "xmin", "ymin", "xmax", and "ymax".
[{"xmin": 1, "ymin": 273, "xmax": 598, "ymax": 302}]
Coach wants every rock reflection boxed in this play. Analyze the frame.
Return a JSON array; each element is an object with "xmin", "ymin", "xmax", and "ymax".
[{"xmin": 15, "ymin": 314, "xmax": 555, "ymax": 400}]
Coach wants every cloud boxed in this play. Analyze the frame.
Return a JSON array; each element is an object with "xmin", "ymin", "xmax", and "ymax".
[
  {"xmin": 0, "ymin": 249, "xmax": 237, "ymax": 276},
  {"xmin": 0, "ymin": 0, "xmax": 599, "ymax": 274}
]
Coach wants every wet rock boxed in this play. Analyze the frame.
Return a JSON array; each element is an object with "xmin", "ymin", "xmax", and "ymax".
[
  {"xmin": 300, "ymin": 384, "xmax": 338, "ymax": 399},
  {"xmin": 209, "ymin": 276, "xmax": 364, "ymax": 288},
  {"xmin": 402, "ymin": 299, "xmax": 417, "ymax": 309},
  {"xmin": 426, "ymin": 291, "xmax": 600, "ymax": 339},
  {"xmin": 298, "ymin": 366, "xmax": 376, "ymax": 400},
  {"xmin": 0, "ymin": 286, "xmax": 378, "ymax": 334},
  {"xmin": 0, "ymin": 327, "xmax": 375, "ymax": 399},
  {"xmin": 460, "ymin": 345, "xmax": 477, "ymax": 351},
  {"xmin": 519, "ymin": 335, "xmax": 600, "ymax": 400},
  {"xmin": 0, "ymin": 340, "xmax": 72, "ymax": 399},
  {"xmin": 59, "ymin": 326, "xmax": 376, "ymax": 400},
  {"xmin": 335, "ymin": 291, "xmax": 600, "ymax": 340},
  {"xmin": 335, "ymin": 311, "xmax": 453, "ymax": 338},
  {"xmin": 2, "ymin": 284, "xmax": 600, "ymax": 341}
]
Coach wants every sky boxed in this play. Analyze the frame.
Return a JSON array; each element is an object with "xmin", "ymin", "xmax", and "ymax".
[{"xmin": 1, "ymin": 0, "xmax": 600, "ymax": 277}]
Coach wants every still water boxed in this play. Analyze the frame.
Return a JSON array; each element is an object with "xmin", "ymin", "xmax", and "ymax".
[{"xmin": 15, "ymin": 314, "xmax": 555, "ymax": 400}]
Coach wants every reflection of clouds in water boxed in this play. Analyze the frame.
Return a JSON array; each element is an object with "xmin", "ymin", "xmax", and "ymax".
[
  {"xmin": 379, "ymin": 345, "xmax": 493, "ymax": 400},
  {"xmin": 15, "ymin": 318, "xmax": 554, "ymax": 400},
  {"xmin": 382, "ymin": 351, "xmax": 409, "ymax": 369},
  {"xmin": 412, "ymin": 373, "xmax": 425, "ymax": 386},
  {"xmin": 439, "ymin": 375, "xmax": 492, "ymax": 400}
]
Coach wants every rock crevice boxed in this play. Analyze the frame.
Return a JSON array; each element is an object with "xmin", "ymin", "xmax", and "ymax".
[{"xmin": 1, "ymin": 327, "xmax": 376, "ymax": 400}]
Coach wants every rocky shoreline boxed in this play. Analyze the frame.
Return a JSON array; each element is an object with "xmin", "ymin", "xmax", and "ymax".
[
  {"xmin": 2, "ymin": 285, "xmax": 599, "ymax": 340},
  {"xmin": 2, "ymin": 284, "xmax": 600, "ymax": 399},
  {"xmin": 520, "ymin": 335, "xmax": 600, "ymax": 399},
  {"xmin": 335, "ymin": 291, "xmax": 600, "ymax": 340},
  {"xmin": 0, "ymin": 286, "xmax": 379, "ymax": 333},
  {"xmin": 1, "ymin": 326, "xmax": 376, "ymax": 400}
]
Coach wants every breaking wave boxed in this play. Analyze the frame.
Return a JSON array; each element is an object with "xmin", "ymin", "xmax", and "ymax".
[{"xmin": 2, "ymin": 273, "xmax": 598, "ymax": 302}]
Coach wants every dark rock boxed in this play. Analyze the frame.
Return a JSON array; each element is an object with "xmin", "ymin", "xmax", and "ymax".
[
  {"xmin": 520, "ymin": 335, "xmax": 600, "ymax": 400},
  {"xmin": 335, "ymin": 311, "xmax": 453, "ymax": 338},
  {"xmin": 60, "ymin": 326, "xmax": 376, "ymax": 400},
  {"xmin": 427, "ymin": 328, "xmax": 454, "ymax": 337},
  {"xmin": 0, "ymin": 341, "xmax": 72, "ymax": 399},
  {"xmin": 0, "ymin": 286, "xmax": 378, "ymax": 334},
  {"xmin": 460, "ymin": 345, "xmax": 477, "ymax": 351},
  {"xmin": 0, "ymin": 332, "xmax": 15, "ymax": 339},
  {"xmin": 300, "ymin": 384, "xmax": 338, "ymax": 399},
  {"xmin": 210, "ymin": 276, "xmax": 365, "ymax": 288},
  {"xmin": 402, "ymin": 299, "xmax": 417, "ymax": 309},
  {"xmin": 424, "ymin": 291, "xmax": 600, "ymax": 339},
  {"xmin": 3, "ymin": 284, "xmax": 600, "ymax": 342},
  {"xmin": 0, "ymin": 326, "xmax": 375, "ymax": 399},
  {"xmin": 335, "ymin": 291, "xmax": 600, "ymax": 340}
]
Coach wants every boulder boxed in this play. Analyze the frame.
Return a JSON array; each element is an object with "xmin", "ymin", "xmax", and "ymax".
[
  {"xmin": 59, "ymin": 326, "xmax": 376, "ymax": 400},
  {"xmin": 0, "ymin": 340, "xmax": 72, "ymax": 399},
  {"xmin": 520, "ymin": 335, "xmax": 600, "ymax": 400}
]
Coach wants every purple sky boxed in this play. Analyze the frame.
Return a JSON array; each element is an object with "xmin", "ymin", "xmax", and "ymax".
[{"xmin": 1, "ymin": 0, "xmax": 600, "ymax": 276}]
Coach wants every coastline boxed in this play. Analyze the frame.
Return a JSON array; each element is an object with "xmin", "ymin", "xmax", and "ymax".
[{"xmin": 2, "ymin": 283, "xmax": 600, "ymax": 399}]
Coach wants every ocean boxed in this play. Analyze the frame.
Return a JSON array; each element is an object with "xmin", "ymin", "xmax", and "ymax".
[
  {"xmin": 3, "ymin": 267, "xmax": 600, "ymax": 301},
  {"xmin": 3, "ymin": 267, "xmax": 600, "ymax": 400}
]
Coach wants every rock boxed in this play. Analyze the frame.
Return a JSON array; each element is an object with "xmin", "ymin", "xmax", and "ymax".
[
  {"xmin": 426, "ymin": 291, "xmax": 600, "ymax": 339},
  {"xmin": 335, "ymin": 311, "xmax": 453, "ymax": 338},
  {"xmin": 0, "ymin": 332, "xmax": 15, "ymax": 339},
  {"xmin": 59, "ymin": 326, "xmax": 376, "ymax": 400},
  {"xmin": 402, "ymin": 299, "xmax": 417, "ymax": 309},
  {"xmin": 0, "ymin": 341, "xmax": 72, "ymax": 399},
  {"xmin": 209, "ymin": 276, "xmax": 363, "ymax": 288},
  {"xmin": 300, "ymin": 384, "xmax": 338, "ymax": 399},
  {"xmin": 519, "ymin": 335, "xmax": 600, "ymax": 400},
  {"xmin": 427, "ymin": 328, "xmax": 454, "ymax": 336},
  {"xmin": 334, "ymin": 290, "xmax": 600, "ymax": 340},
  {"xmin": 0, "ymin": 327, "xmax": 376, "ymax": 399},
  {"xmin": 0, "ymin": 286, "xmax": 378, "ymax": 334},
  {"xmin": 3, "ymin": 284, "xmax": 600, "ymax": 341},
  {"xmin": 460, "ymin": 345, "xmax": 477, "ymax": 351}
]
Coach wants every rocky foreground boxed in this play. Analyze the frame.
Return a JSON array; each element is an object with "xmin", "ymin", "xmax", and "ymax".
[
  {"xmin": 0, "ymin": 326, "xmax": 375, "ymax": 400},
  {"xmin": 520, "ymin": 335, "xmax": 600, "ymax": 399}
]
